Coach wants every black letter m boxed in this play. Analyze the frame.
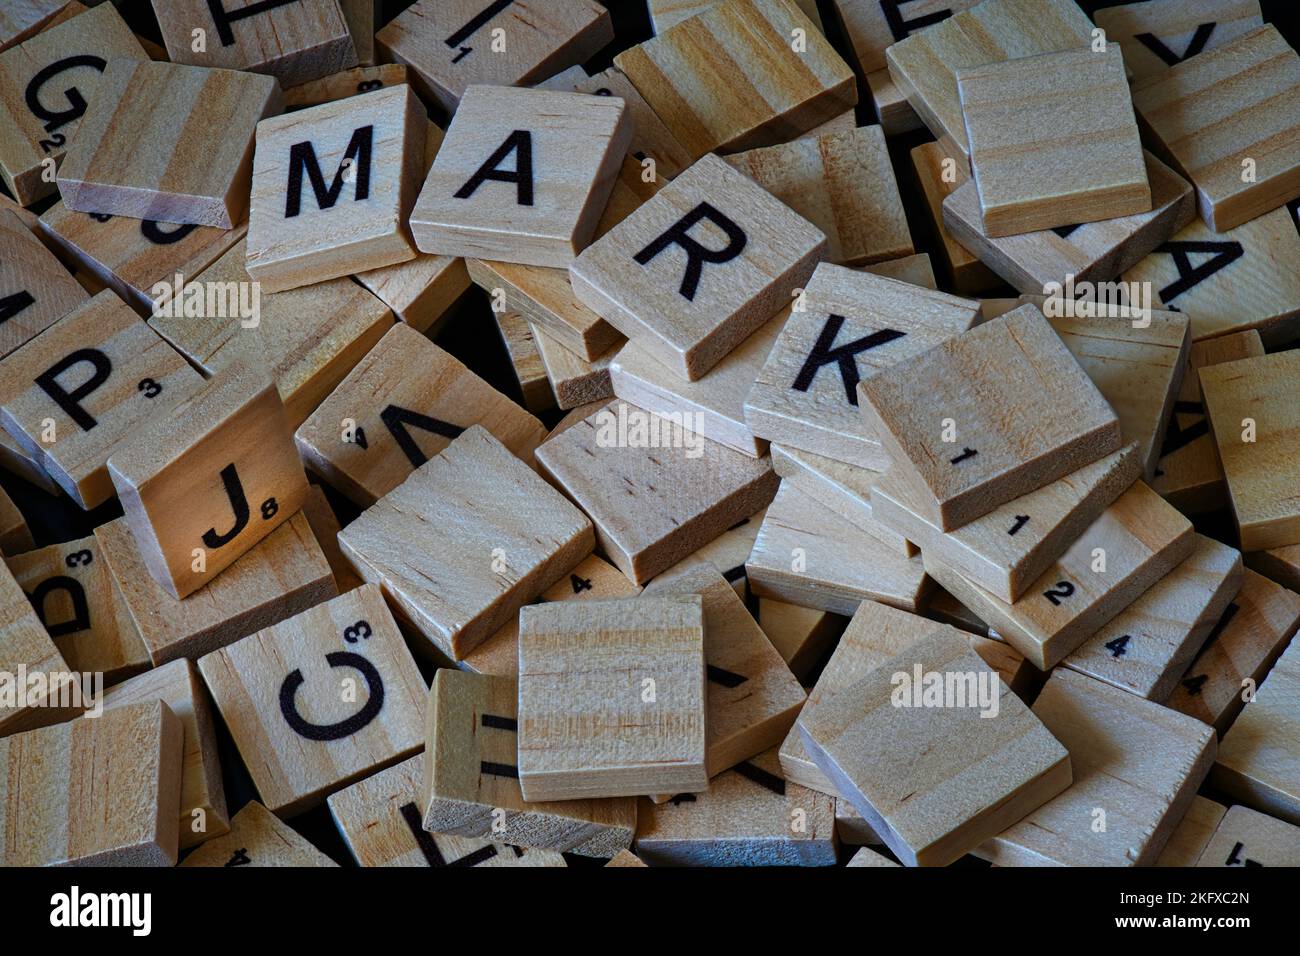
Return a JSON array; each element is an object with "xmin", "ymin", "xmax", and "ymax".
[{"xmin": 285, "ymin": 125, "xmax": 373, "ymax": 218}]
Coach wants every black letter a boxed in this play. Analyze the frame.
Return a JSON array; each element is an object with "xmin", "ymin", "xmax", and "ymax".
[{"xmin": 454, "ymin": 130, "xmax": 533, "ymax": 206}]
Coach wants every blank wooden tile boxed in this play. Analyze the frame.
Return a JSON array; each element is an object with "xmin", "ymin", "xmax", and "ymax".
[
  {"xmin": 0, "ymin": 0, "xmax": 80, "ymax": 54},
  {"xmin": 756, "ymin": 597, "xmax": 842, "ymax": 682},
  {"xmin": 0, "ymin": 700, "xmax": 182, "ymax": 866},
  {"xmin": 493, "ymin": 311, "xmax": 554, "ymax": 414},
  {"xmin": 1095, "ymin": 0, "xmax": 1264, "ymax": 82},
  {"xmin": 616, "ymin": 0, "xmax": 855, "ymax": 159},
  {"xmin": 873, "ymin": 444, "xmax": 1141, "ymax": 604},
  {"xmin": 571, "ymin": 153, "xmax": 825, "ymax": 381},
  {"xmin": 858, "ymin": 304, "xmax": 1122, "ymax": 530},
  {"xmin": 0, "ymin": 556, "xmax": 82, "ymax": 736},
  {"xmin": 646, "ymin": 562, "xmax": 805, "ymax": 783},
  {"xmin": 105, "ymin": 362, "xmax": 308, "ymax": 599},
  {"xmin": 5, "ymin": 533, "xmax": 148, "ymax": 685},
  {"xmin": 867, "ymin": 68, "xmax": 924, "ymax": 137},
  {"xmin": 102, "ymin": 659, "xmax": 229, "ymax": 849},
  {"xmin": 296, "ymin": 323, "xmax": 545, "ymax": 507},
  {"xmin": 423, "ymin": 669, "xmax": 636, "ymax": 857},
  {"xmin": 1212, "ymin": 634, "xmax": 1300, "ymax": 826},
  {"xmin": 910, "ymin": 141, "xmax": 1000, "ymax": 294},
  {"xmin": 180, "ymin": 800, "xmax": 336, "ymax": 867},
  {"xmin": 957, "ymin": 47, "xmax": 1150, "ymax": 237},
  {"xmin": 246, "ymin": 84, "xmax": 424, "ymax": 293},
  {"xmin": 411, "ymin": 85, "xmax": 630, "ymax": 268},
  {"xmin": 724, "ymin": 126, "xmax": 912, "ymax": 267},
  {"xmin": 0, "ymin": 3, "xmax": 147, "ymax": 205},
  {"xmin": 1124, "ymin": 206, "xmax": 1300, "ymax": 345},
  {"xmin": 1197, "ymin": 805, "xmax": 1300, "ymax": 867},
  {"xmin": 1167, "ymin": 569, "xmax": 1300, "ymax": 735},
  {"xmin": 282, "ymin": 64, "xmax": 409, "ymax": 110},
  {"xmin": 799, "ymin": 628, "xmax": 1069, "ymax": 867},
  {"xmin": 925, "ymin": 481, "xmax": 1194, "ymax": 670},
  {"xmin": 1202, "ymin": 351, "xmax": 1300, "ymax": 551},
  {"xmin": 1063, "ymin": 534, "xmax": 1243, "ymax": 701},
  {"xmin": 518, "ymin": 596, "xmax": 707, "ymax": 800},
  {"xmin": 943, "ymin": 151, "xmax": 1196, "ymax": 294},
  {"xmin": 153, "ymin": 0, "xmax": 357, "ymax": 87},
  {"xmin": 328, "ymin": 754, "xmax": 565, "ymax": 867},
  {"xmin": 0, "ymin": 484, "xmax": 31, "ymax": 556},
  {"xmin": 746, "ymin": 263, "xmax": 979, "ymax": 469},
  {"xmin": 0, "ymin": 291, "xmax": 206, "ymax": 510},
  {"xmin": 95, "ymin": 511, "xmax": 336, "ymax": 666},
  {"xmin": 198, "ymin": 584, "xmax": 424, "ymax": 816},
  {"xmin": 531, "ymin": 323, "xmax": 616, "ymax": 410},
  {"xmin": 535, "ymin": 400, "xmax": 777, "ymax": 584},
  {"xmin": 860, "ymin": 252, "xmax": 939, "ymax": 289},
  {"xmin": 746, "ymin": 482, "xmax": 929, "ymax": 615},
  {"xmin": 978, "ymin": 668, "xmax": 1215, "ymax": 866},
  {"xmin": 0, "ymin": 209, "xmax": 88, "ymax": 359},
  {"xmin": 376, "ymin": 0, "xmax": 613, "ymax": 114},
  {"xmin": 1132, "ymin": 24, "xmax": 1300, "ymax": 232},
  {"xmin": 635, "ymin": 747, "xmax": 837, "ymax": 866},
  {"xmin": 884, "ymin": 0, "xmax": 1095, "ymax": 159},
  {"xmin": 339, "ymin": 425, "xmax": 592, "ymax": 661},
  {"xmin": 58, "ymin": 59, "xmax": 281, "ymax": 229},
  {"xmin": 1156, "ymin": 796, "xmax": 1228, "ymax": 866}
]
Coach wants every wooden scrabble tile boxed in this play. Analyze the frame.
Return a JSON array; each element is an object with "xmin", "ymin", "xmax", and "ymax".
[
  {"xmin": 339, "ymin": 425, "xmax": 592, "ymax": 661},
  {"xmin": 5, "ymin": 533, "xmax": 148, "ymax": 684},
  {"xmin": 884, "ymin": 0, "xmax": 1095, "ymax": 159},
  {"xmin": 1063, "ymin": 534, "xmax": 1243, "ymax": 701},
  {"xmin": 660, "ymin": 506, "xmax": 766, "ymax": 601},
  {"xmin": 858, "ymin": 305, "xmax": 1121, "ymax": 529},
  {"xmin": 616, "ymin": 0, "xmax": 855, "ymax": 159},
  {"xmin": 635, "ymin": 747, "xmax": 837, "ymax": 866},
  {"xmin": 423, "ymin": 669, "xmax": 637, "ymax": 857},
  {"xmin": 571, "ymin": 153, "xmax": 826, "ymax": 382},
  {"xmin": 799, "ymin": 628, "xmax": 1070, "ymax": 867},
  {"xmin": 1211, "ymin": 634, "xmax": 1300, "ymax": 825},
  {"xmin": 95, "ymin": 511, "xmax": 336, "ymax": 667},
  {"xmin": 781, "ymin": 601, "xmax": 1031, "ymax": 796},
  {"xmin": 1153, "ymin": 329, "xmax": 1265, "ymax": 513},
  {"xmin": 536, "ymin": 65, "xmax": 693, "ymax": 181},
  {"xmin": 834, "ymin": 0, "xmax": 978, "ymax": 75},
  {"xmin": 531, "ymin": 323, "xmax": 616, "ymax": 410},
  {"xmin": 755, "ymin": 597, "xmax": 842, "ymax": 681},
  {"xmin": 0, "ymin": 209, "xmax": 88, "ymax": 359},
  {"xmin": 874, "ymin": 444, "xmax": 1141, "ymax": 604},
  {"xmin": 724, "ymin": 126, "xmax": 912, "ymax": 267},
  {"xmin": 1156, "ymin": 795, "xmax": 1228, "ymax": 866},
  {"xmin": 609, "ymin": 313, "xmax": 780, "ymax": 458},
  {"xmin": 977, "ymin": 668, "xmax": 1215, "ymax": 866},
  {"xmin": 956, "ymin": 47, "xmax": 1150, "ymax": 237},
  {"xmin": 517, "ymin": 596, "xmax": 707, "ymax": 799},
  {"xmin": 605, "ymin": 849, "xmax": 647, "ymax": 867},
  {"xmin": 0, "ymin": 557, "xmax": 83, "ymax": 736},
  {"xmin": 867, "ymin": 69, "xmax": 923, "ymax": 136},
  {"xmin": 746, "ymin": 482, "xmax": 930, "ymax": 615},
  {"xmin": 1167, "ymin": 570, "xmax": 1300, "ymax": 735},
  {"xmin": 411, "ymin": 85, "xmax": 630, "ymax": 268},
  {"xmin": 493, "ymin": 311, "xmax": 554, "ymax": 414},
  {"xmin": 0, "ymin": 484, "xmax": 32, "ymax": 556},
  {"xmin": 860, "ymin": 252, "xmax": 938, "ymax": 289},
  {"xmin": 246, "ymin": 84, "xmax": 424, "ymax": 293},
  {"xmin": 153, "ymin": 0, "xmax": 357, "ymax": 87},
  {"xmin": 58, "ymin": 59, "xmax": 283, "ymax": 229},
  {"xmin": 1202, "ymin": 351, "xmax": 1300, "ymax": 551},
  {"xmin": 376, "ymin": 0, "xmax": 613, "ymax": 114},
  {"xmin": 328, "ymin": 754, "xmax": 566, "ymax": 867},
  {"xmin": 1124, "ymin": 207, "xmax": 1300, "ymax": 344},
  {"xmin": 1132, "ymin": 25, "xmax": 1300, "ymax": 232},
  {"xmin": 296, "ymin": 323, "xmax": 545, "ymax": 507},
  {"xmin": 943, "ymin": 151, "xmax": 1196, "ymax": 294},
  {"xmin": 1093, "ymin": 0, "xmax": 1264, "ymax": 82},
  {"xmin": 925, "ymin": 481, "xmax": 1194, "ymax": 670},
  {"xmin": 283, "ymin": 64, "xmax": 408, "ymax": 110},
  {"xmin": 0, "ymin": 0, "xmax": 80, "ymax": 54},
  {"xmin": 198, "ymin": 584, "xmax": 424, "ymax": 816},
  {"xmin": 150, "ymin": 240, "xmax": 392, "ymax": 430},
  {"xmin": 0, "ymin": 700, "xmax": 182, "ymax": 865},
  {"xmin": 535, "ymin": 400, "xmax": 777, "ymax": 584},
  {"xmin": 1196, "ymin": 804, "xmax": 1300, "ymax": 867},
  {"xmin": 645, "ymin": 562, "xmax": 805, "ymax": 782},
  {"xmin": 102, "ymin": 659, "xmax": 229, "ymax": 849},
  {"xmin": 0, "ymin": 291, "xmax": 206, "ymax": 510},
  {"xmin": 745, "ymin": 263, "xmax": 979, "ymax": 470},
  {"xmin": 105, "ymin": 362, "xmax": 308, "ymax": 599},
  {"xmin": 180, "ymin": 800, "xmax": 336, "ymax": 867},
  {"xmin": 847, "ymin": 846, "xmax": 898, "ymax": 867},
  {"xmin": 770, "ymin": 443, "xmax": 914, "ymax": 555},
  {"xmin": 0, "ymin": 3, "xmax": 147, "ymax": 205},
  {"xmin": 909, "ymin": 141, "xmax": 1000, "ymax": 294}
]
